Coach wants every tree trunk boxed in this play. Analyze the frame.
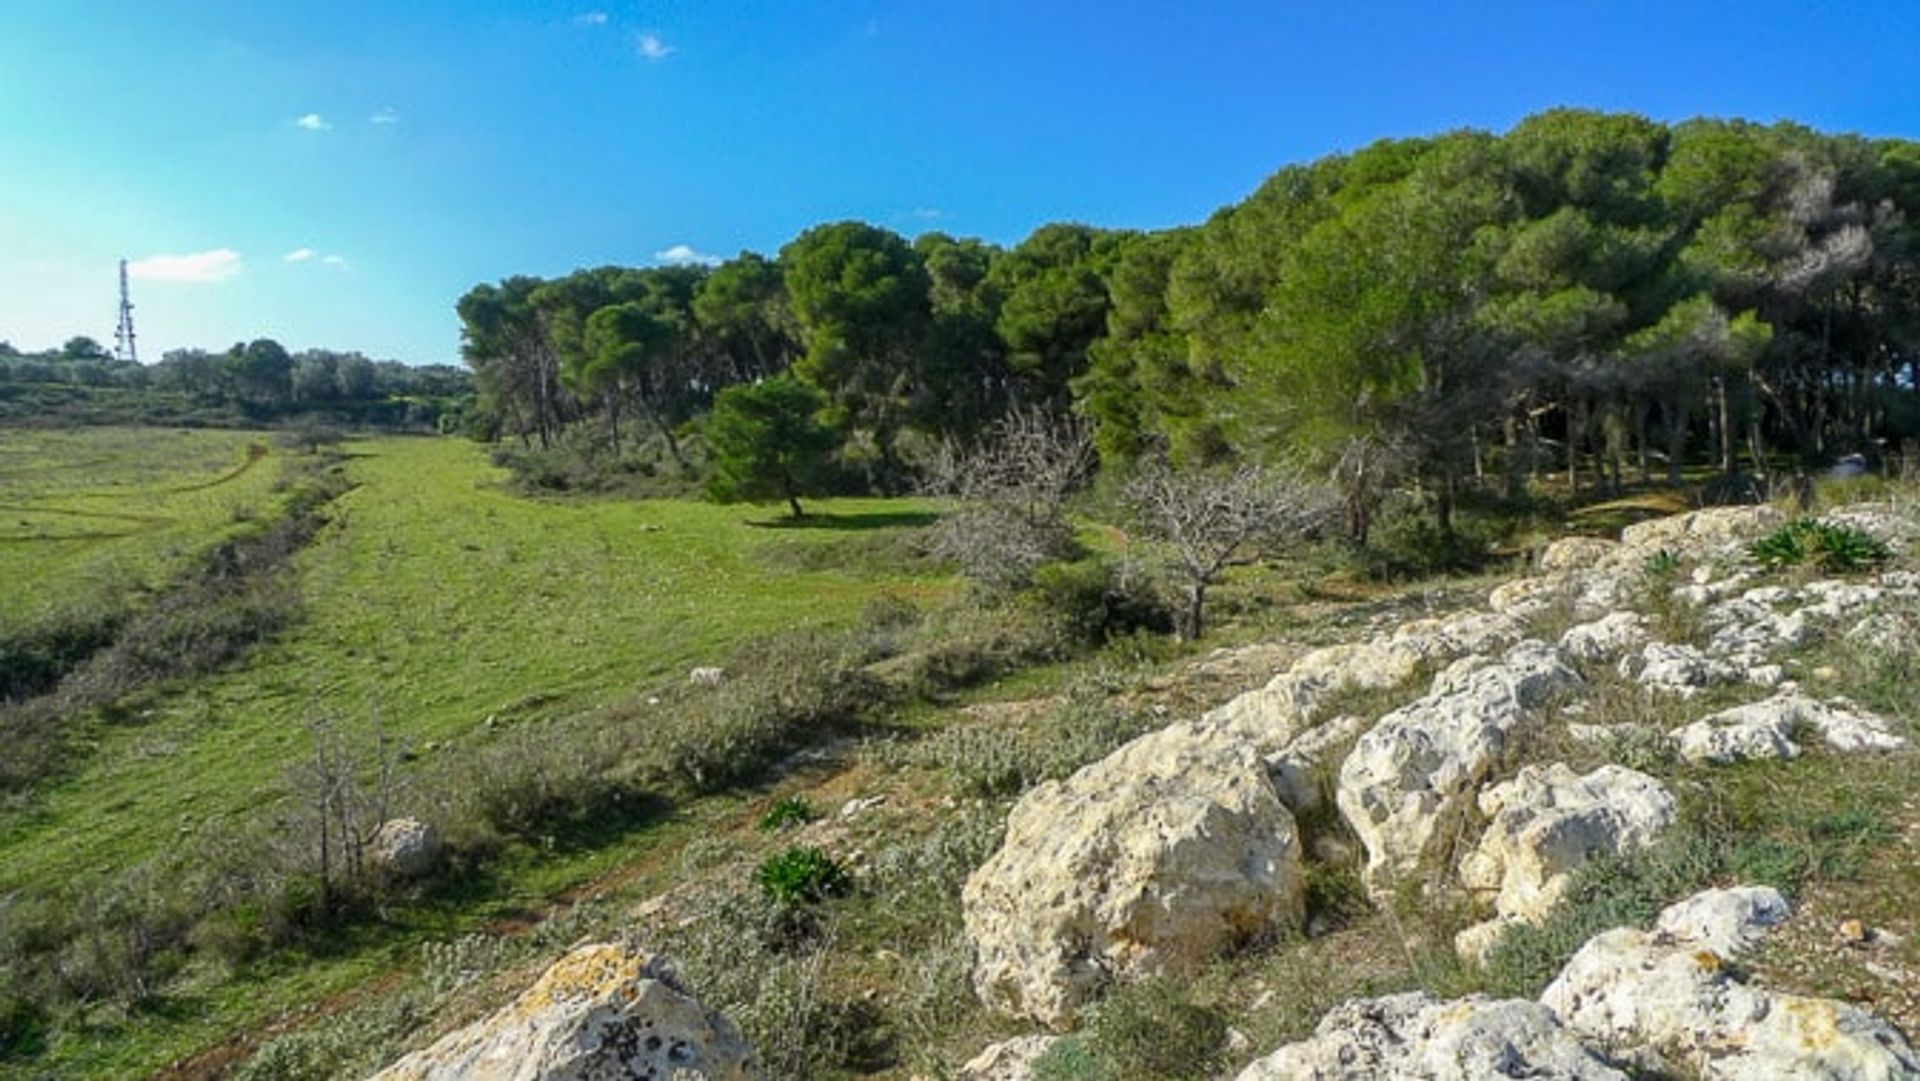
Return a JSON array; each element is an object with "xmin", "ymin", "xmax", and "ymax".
[
  {"xmin": 1183, "ymin": 581, "xmax": 1206, "ymax": 641},
  {"xmin": 1715, "ymin": 375, "xmax": 1735, "ymax": 477}
]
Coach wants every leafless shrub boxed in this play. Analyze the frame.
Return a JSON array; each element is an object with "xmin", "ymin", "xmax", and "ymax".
[
  {"xmin": 923, "ymin": 408, "xmax": 1095, "ymax": 592},
  {"xmin": 1123, "ymin": 458, "xmax": 1337, "ymax": 639}
]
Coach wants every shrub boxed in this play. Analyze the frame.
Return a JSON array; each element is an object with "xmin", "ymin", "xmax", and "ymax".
[
  {"xmin": 755, "ymin": 846, "xmax": 851, "ymax": 905},
  {"xmin": 1748, "ymin": 518, "xmax": 1890, "ymax": 573},
  {"xmin": 758, "ymin": 795, "xmax": 815, "ymax": 832},
  {"xmin": 1027, "ymin": 558, "xmax": 1173, "ymax": 646}
]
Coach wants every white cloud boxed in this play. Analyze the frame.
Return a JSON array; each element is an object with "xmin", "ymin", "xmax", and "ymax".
[
  {"xmin": 912, "ymin": 207, "xmax": 945, "ymax": 220},
  {"xmin": 573, "ymin": 10, "xmax": 608, "ymax": 25},
  {"xmin": 128, "ymin": 249, "xmax": 243, "ymax": 283},
  {"xmin": 284, "ymin": 247, "xmax": 315, "ymax": 263},
  {"xmin": 637, "ymin": 32, "xmax": 674, "ymax": 60},
  {"xmin": 654, "ymin": 243, "xmax": 719, "ymax": 267},
  {"xmin": 295, "ymin": 113, "xmax": 332, "ymax": 131},
  {"xmin": 320, "ymin": 254, "xmax": 351, "ymax": 270},
  {"xmin": 370, "ymin": 106, "xmax": 400, "ymax": 126}
]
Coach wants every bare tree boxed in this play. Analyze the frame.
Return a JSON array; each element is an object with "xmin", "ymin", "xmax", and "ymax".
[
  {"xmin": 289, "ymin": 707, "xmax": 404, "ymax": 914},
  {"xmin": 1124, "ymin": 459, "xmax": 1336, "ymax": 640},
  {"xmin": 922, "ymin": 408, "xmax": 1095, "ymax": 593}
]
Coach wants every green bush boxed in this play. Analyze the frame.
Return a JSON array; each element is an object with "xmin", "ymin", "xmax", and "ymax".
[
  {"xmin": 755, "ymin": 846, "xmax": 851, "ymax": 905},
  {"xmin": 758, "ymin": 795, "xmax": 815, "ymax": 832},
  {"xmin": 1027, "ymin": 558, "xmax": 1173, "ymax": 646},
  {"xmin": 1748, "ymin": 518, "xmax": 1890, "ymax": 573}
]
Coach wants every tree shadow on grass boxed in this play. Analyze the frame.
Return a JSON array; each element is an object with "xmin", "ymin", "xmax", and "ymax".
[{"xmin": 746, "ymin": 510, "xmax": 940, "ymax": 532}]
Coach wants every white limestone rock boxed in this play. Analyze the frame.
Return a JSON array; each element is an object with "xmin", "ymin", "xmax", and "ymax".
[
  {"xmin": 368, "ymin": 943, "xmax": 758, "ymax": 1080},
  {"xmin": 1455, "ymin": 765, "xmax": 1676, "ymax": 962},
  {"xmin": 1265, "ymin": 713, "xmax": 1368, "ymax": 814},
  {"xmin": 1336, "ymin": 640, "xmax": 1578, "ymax": 894},
  {"xmin": 958, "ymin": 1035, "xmax": 1058, "ymax": 1080},
  {"xmin": 1651, "ymin": 885, "xmax": 1790, "ymax": 958},
  {"xmin": 1540, "ymin": 535, "xmax": 1623, "ymax": 575},
  {"xmin": 370, "ymin": 818, "xmax": 444, "ymax": 880},
  {"xmin": 1558, "ymin": 612, "xmax": 1650, "ymax": 666},
  {"xmin": 962, "ymin": 722, "xmax": 1302, "ymax": 1027},
  {"xmin": 1201, "ymin": 640, "xmax": 1422, "ymax": 751},
  {"xmin": 1618, "ymin": 641, "xmax": 1741, "ymax": 697},
  {"xmin": 1670, "ymin": 693, "xmax": 1907, "ymax": 765},
  {"xmin": 1619, "ymin": 504, "xmax": 1785, "ymax": 556},
  {"xmin": 1236, "ymin": 991, "xmax": 1626, "ymax": 1081},
  {"xmin": 1541, "ymin": 887, "xmax": 1920, "ymax": 1079}
]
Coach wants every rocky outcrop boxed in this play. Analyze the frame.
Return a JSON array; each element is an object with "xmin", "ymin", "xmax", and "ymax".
[
  {"xmin": 958, "ymin": 1035, "xmax": 1058, "ymax": 1080},
  {"xmin": 1336, "ymin": 640, "xmax": 1578, "ymax": 893},
  {"xmin": 1558, "ymin": 612, "xmax": 1650, "ymax": 666},
  {"xmin": 963, "ymin": 722, "xmax": 1302, "ymax": 1027},
  {"xmin": 1455, "ymin": 764, "xmax": 1676, "ymax": 961},
  {"xmin": 368, "ymin": 943, "xmax": 757, "ymax": 1080},
  {"xmin": 1619, "ymin": 504, "xmax": 1785, "ymax": 556},
  {"xmin": 1541, "ymin": 887, "xmax": 1920, "ymax": 1079},
  {"xmin": 1669, "ymin": 692, "xmax": 1907, "ymax": 764},
  {"xmin": 1617, "ymin": 641, "xmax": 1741, "ymax": 697},
  {"xmin": 1236, "ymin": 992, "xmax": 1626, "ymax": 1080},
  {"xmin": 370, "ymin": 818, "xmax": 444, "ymax": 880},
  {"xmin": 1539, "ymin": 536, "xmax": 1622, "ymax": 575},
  {"xmin": 1649, "ymin": 885, "xmax": 1790, "ymax": 956},
  {"xmin": 1265, "ymin": 713, "xmax": 1367, "ymax": 814}
]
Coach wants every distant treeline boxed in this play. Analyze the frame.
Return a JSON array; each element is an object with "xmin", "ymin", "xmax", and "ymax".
[
  {"xmin": 463, "ymin": 109, "xmax": 1920, "ymax": 522},
  {"xmin": 0, "ymin": 337, "xmax": 473, "ymax": 431}
]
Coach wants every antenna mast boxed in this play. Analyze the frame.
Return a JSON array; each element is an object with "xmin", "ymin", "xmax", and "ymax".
[{"xmin": 114, "ymin": 259, "xmax": 138, "ymax": 363}]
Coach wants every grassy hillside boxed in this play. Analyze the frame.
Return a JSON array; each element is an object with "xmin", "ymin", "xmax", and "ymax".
[
  {"xmin": 0, "ymin": 434, "xmax": 951, "ymax": 890},
  {"xmin": 0, "ymin": 431, "xmax": 967, "ymax": 1075},
  {"xmin": 0, "ymin": 427, "xmax": 282, "ymax": 628}
]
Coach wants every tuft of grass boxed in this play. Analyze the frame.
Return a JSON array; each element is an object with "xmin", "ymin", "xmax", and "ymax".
[
  {"xmin": 758, "ymin": 795, "xmax": 816, "ymax": 832},
  {"xmin": 756, "ymin": 846, "xmax": 852, "ymax": 905}
]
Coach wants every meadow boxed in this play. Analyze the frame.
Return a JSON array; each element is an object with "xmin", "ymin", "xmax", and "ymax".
[
  {"xmin": 0, "ymin": 427, "xmax": 282, "ymax": 628},
  {"xmin": 0, "ymin": 430, "xmax": 967, "ymax": 1075}
]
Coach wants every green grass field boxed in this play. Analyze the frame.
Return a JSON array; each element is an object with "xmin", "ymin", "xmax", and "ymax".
[
  {"xmin": 0, "ymin": 434, "xmax": 951, "ymax": 890},
  {"xmin": 0, "ymin": 431, "xmax": 963, "ymax": 1075},
  {"xmin": 0, "ymin": 427, "xmax": 284, "ymax": 628}
]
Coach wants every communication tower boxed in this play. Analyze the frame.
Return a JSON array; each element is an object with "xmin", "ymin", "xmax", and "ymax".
[{"xmin": 114, "ymin": 259, "xmax": 138, "ymax": 363}]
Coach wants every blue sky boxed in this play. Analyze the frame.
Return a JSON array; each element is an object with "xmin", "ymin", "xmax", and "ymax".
[{"xmin": 2, "ymin": 1, "xmax": 1916, "ymax": 365}]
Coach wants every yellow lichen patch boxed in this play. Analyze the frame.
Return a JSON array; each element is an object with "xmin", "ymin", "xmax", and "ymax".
[
  {"xmin": 1782, "ymin": 996, "xmax": 1843, "ymax": 1051},
  {"xmin": 507, "ymin": 944, "xmax": 648, "ymax": 1017},
  {"xmin": 1692, "ymin": 949, "xmax": 1725, "ymax": 973}
]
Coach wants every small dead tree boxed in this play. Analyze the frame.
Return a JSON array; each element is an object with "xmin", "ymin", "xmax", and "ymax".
[
  {"xmin": 922, "ymin": 408, "xmax": 1095, "ymax": 593},
  {"xmin": 1124, "ymin": 459, "xmax": 1336, "ymax": 640},
  {"xmin": 289, "ymin": 707, "xmax": 404, "ymax": 915}
]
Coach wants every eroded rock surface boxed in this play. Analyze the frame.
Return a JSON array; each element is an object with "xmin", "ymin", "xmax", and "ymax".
[
  {"xmin": 1455, "ymin": 764, "xmax": 1675, "ymax": 961},
  {"xmin": 963, "ymin": 723, "xmax": 1302, "ymax": 1027},
  {"xmin": 958, "ymin": 1035, "xmax": 1058, "ymax": 1080},
  {"xmin": 1236, "ymin": 991, "xmax": 1626, "ymax": 1080},
  {"xmin": 368, "ymin": 942, "xmax": 757, "ymax": 1080},
  {"xmin": 1337, "ymin": 640, "xmax": 1577, "ymax": 893},
  {"xmin": 1541, "ymin": 886, "xmax": 1920, "ymax": 1080},
  {"xmin": 1670, "ymin": 693, "xmax": 1907, "ymax": 764}
]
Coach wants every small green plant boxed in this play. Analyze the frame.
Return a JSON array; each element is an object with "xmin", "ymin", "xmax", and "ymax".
[
  {"xmin": 1083, "ymin": 977, "xmax": 1228, "ymax": 1080},
  {"xmin": 1642, "ymin": 547, "xmax": 1682, "ymax": 577},
  {"xmin": 755, "ymin": 846, "xmax": 851, "ymax": 904},
  {"xmin": 1748, "ymin": 519, "xmax": 1890, "ymax": 573},
  {"xmin": 758, "ymin": 795, "xmax": 815, "ymax": 832}
]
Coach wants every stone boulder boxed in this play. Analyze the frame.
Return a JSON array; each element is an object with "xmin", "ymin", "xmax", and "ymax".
[
  {"xmin": 1541, "ymin": 887, "xmax": 1920, "ymax": 1079},
  {"xmin": 958, "ymin": 1035, "xmax": 1058, "ymax": 1080},
  {"xmin": 1455, "ymin": 764, "xmax": 1676, "ymax": 961},
  {"xmin": 1236, "ymin": 992, "xmax": 1625, "ymax": 1080},
  {"xmin": 1557, "ymin": 612, "xmax": 1650, "ymax": 666},
  {"xmin": 1669, "ymin": 692, "xmax": 1907, "ymax": 765},
  {"xmin": 1265, "ymin": 714, "xmax": 1368, "ymax": 814},
  {"xmin": 368, "ymin": 942, "xmax": 757, "ymax": 1080},
  {"xmin": 1618, "ymin": 641, "xmax": 1741, "ymax": 697},
  {"xmin": 1619, "ymin": 504, "xmax": 1785, "ymax": 556},
  {"xmin": 1540, "ymin": 535, "xmax": 1622, "ymax": 575},
  {"xmin": 1337, "ymin": 640, "xmax": 1578, "ymax": 894},
  {"xmin": 963, "ymin": 722, "xmax": 1303, "ymax": 1027},
  {"xmin": 1650, "ymin": 885, "xmax": 1790, "ymax": 957},
  {"xmin": 371, "ymin": 818, "xmax": 444, "ymax": 880}
]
